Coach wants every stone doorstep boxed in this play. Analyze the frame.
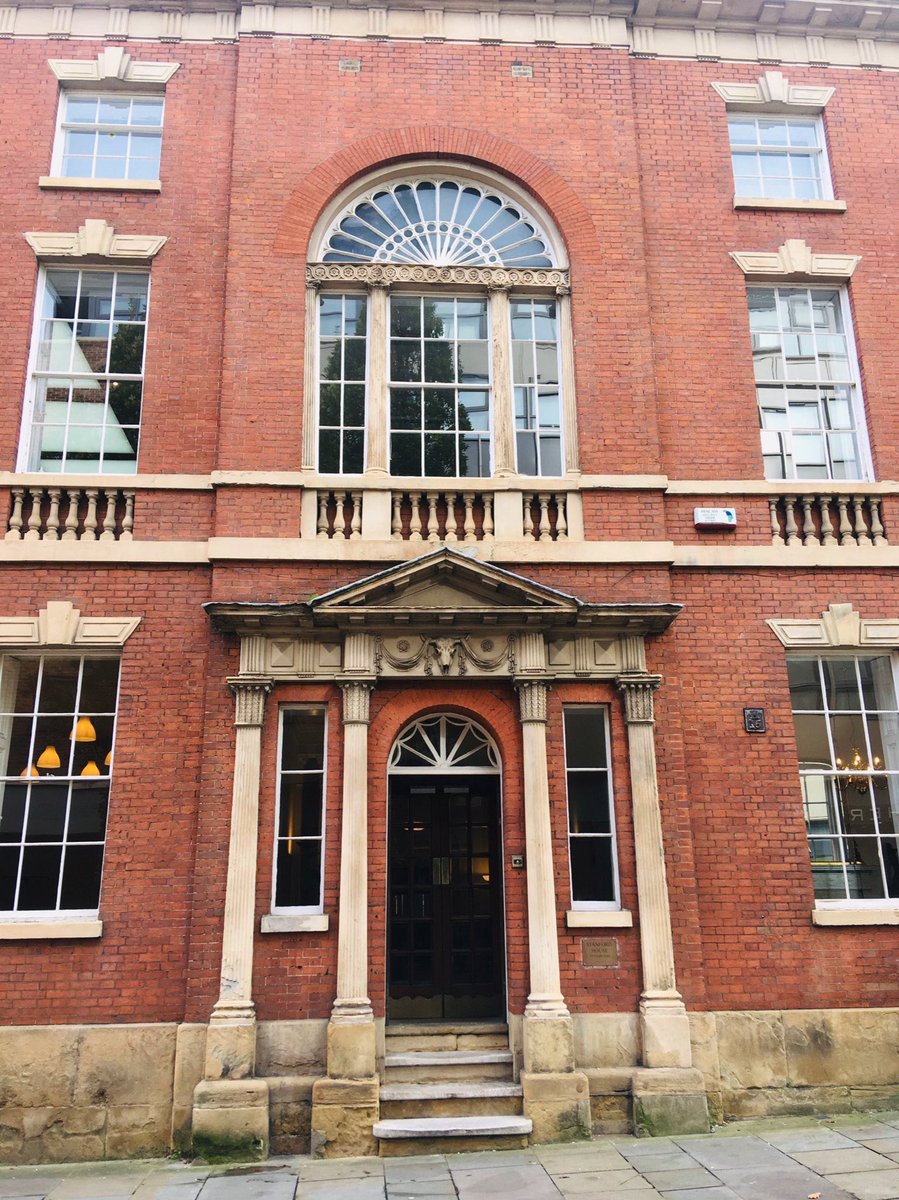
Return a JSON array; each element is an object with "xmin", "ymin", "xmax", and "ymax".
[
  {"xmin": 374, "ymin": 1116, "xmax": 532, "ymax": 1138},
  {"xmin": 386, "ymin": 1022, "xmax": 508, "ymax": 1037},
  {"xmin": 384, "ymin": 1051, "xmax": 513, "ymax": 1067},
  {"xmin": 379, "ymin": 1083, "xmax": 523, "ymax": 1100}
]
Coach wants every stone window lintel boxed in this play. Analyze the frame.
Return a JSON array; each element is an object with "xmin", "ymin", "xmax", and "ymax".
[{"xmin": 712, "ymin": 70, "xmax": 835, "ymax": 114}]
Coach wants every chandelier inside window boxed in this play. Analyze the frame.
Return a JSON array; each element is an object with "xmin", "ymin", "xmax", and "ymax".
[{"xmin": 321, "ymin": 178, "xmax": 555, "ymax": 268}]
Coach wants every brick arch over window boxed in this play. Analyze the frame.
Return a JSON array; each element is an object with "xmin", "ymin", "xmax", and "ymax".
[{"xmin": 274, "ymin": 127, "xmax": 598, "ymax": 267}]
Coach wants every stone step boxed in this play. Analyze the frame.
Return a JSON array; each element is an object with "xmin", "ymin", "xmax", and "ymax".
[
  {"xmin": 386, "ymin": 1021, "xmax": 508, "ymax": 1037},
  {"xmin": 383, "ymin": 1049, "xmax": 513, "ymax": 1082},
  {"xmin": 374, "ymin": 1115, "xmax": 532, "ymax": 1157},
  {"xmin": 384, "ymin": 1031, "xmax": 510, "ymax": 1052},
  {"xmin": 379, "ymin": 1081, "xmax": 523, "ymax": 1119}
]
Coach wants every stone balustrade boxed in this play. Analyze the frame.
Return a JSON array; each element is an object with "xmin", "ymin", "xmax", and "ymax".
[
  {"xmin": 5, "ymin": 485, "xmax": 135, "ymax": 542},
  {"xmin": 769, "ymin": 492, "xmax": 888, "ymax": 548}
]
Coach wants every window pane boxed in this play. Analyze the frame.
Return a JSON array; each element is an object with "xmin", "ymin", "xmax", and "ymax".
[
  {"xmin": 281, "ymin": 710, "xmax": 325, "ymax": 771},
  {"xmin": 570, "ymin": 838, "xmax": 615, "ymax": 903},
  {"xmin": 278, "ymin": 775, "xmax": 323, "ymax": 839},
  {"xmin": 788, "ymin": 658, "xmax": 823, "ymax": 710},
  {"xmin": 567, "ymin": 773, "xmax": 611, "ymax": 834},
  {"xmin": 59, "ymin": 844, "xmax": 104, "ymax": 909},
  {"xmin": 17, "ymin": 845, "xmax": 62, "ymax": 909},
  {"xmin": 275, "ymin": 840, "xmax": 322, "ymax": 908},
  {"xmin": 564, "ymin": 709, "xmax": 607, "ymax": 768},
  {"xmin": 824, "ymin": 659, "xmax": 861, "ymax": 710}
]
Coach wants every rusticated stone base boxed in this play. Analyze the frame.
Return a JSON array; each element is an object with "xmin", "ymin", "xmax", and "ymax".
[
  {"xmin": 310, "ymin": 1078, "xmax": 379, "ymax": 1159},
  {"xmin": 632, "ymin": 1068, "xmax": 710, "ymax": 1137},
  {"xmin": 191, "ymin": 1078, "xmax": 270, "ymax": 1161},
  {"xmin": 521, "ymin": 1071, "xmax": 592, "ymax": 1144}
]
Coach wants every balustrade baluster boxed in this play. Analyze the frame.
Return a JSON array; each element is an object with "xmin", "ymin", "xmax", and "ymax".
[
  {"xmin": 391, "ymin": 493, "xmax": 403, "ymax": 540},
  {"xmin": 784, "ymin": 496, "xmax": 799, "ymax": 546},
  {"xmin": 84, "ymin": 489, "xmax": 99, "ymax": 540},
  {"xmin": 836, "ymin": 495, "xmax": 854, "ymax": 547},
  {"xmin": 800, "ymin": 495, "xmax": 816, "ymax": 546},
  {"xmin": 817, "ymin": 496, "xmax": 836, "ymax": 546},
  {"xmin": 537, "ymin": 492, "xmax": 552, "ymax": 541},
  {"xmin": 768, "ymin": 498, "xmax": 781, "ymax": 545},
  {"xmin": 408, "ymin": 492, "xmax": 424, "ymax": 542},
  {"xmin": 5, "ymin": 488, "xmax": 24, "ymax": 541},
  {"xmin": 444, "ymin": 492, "xmax": 458, "ymax": 543},
  {"xmin": 482, "ymin": 493, "xmax": 494, "ymax": 541},
  {"xmin": 852, "ymin": 496, "xmax": 868, "ymax": 546},
  {"xmin": 62, "ymin": 489, "xmax": 80, "ymax": 540},
  {"xmin": 523, "ymin": 493, "xmax": 533, "ymax": 539},
  {"xmin": 349, "ymin": 491, "xmax": 362, "ymax": 540},
  {"xmin": 426, "ymin": 492, "xmax": 440, "ymax": 543},
  {"xmin": 100, "ymin": 490, "xmax": 118, "ymax": 541},
  {"xmin": 45, "ymin": 488, "xmax": 61, "ymax": 541},
  {"xmin": 462, "ymin": 493, "xmax": 476, "ymax": 542},
  {"xmin": 316, "ymin": 491, "xmax": 330, "ymax": 538},
  {"xmin": 24, "ymin": 488, "xmax": 42, "ymax": 541},
  {"xmin": 121, "ymin": 490, "xmax": 135, "ymax": 541},
  {"xmin": 556, "ymin": 493, "xmax": 568, "ymax": 540},
  {"xmin": 870, "ymin": 497, "xmax": 887, "ymax": 546}
]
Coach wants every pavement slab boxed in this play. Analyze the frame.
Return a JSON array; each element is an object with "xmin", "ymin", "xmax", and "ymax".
[
  {"xmin": 0, "ymin": 1181, "xmax": 62, "ymax": 1198},
  {"xmin": 540, "ymin": 1152, "xmax": 632, "ymax": 1173},
  {"xmin": 761, "ymin": 1129, "xmax": 861, "ymax": 1153},
  {"xmin": 298, "ymin": 1163, "xmax": 384, "ymax": 1182},
  {"xmin": 620, "ymin": 1153, "xmax": 701, "ymax": 1172},
  {"xmin": 550, "ymin": 1168, "xmax": 644, "ymax": 1192},
  {"xmin": 200, "ymin": 1176, "xmax": 299, "ymax": 1200},
  {"xmin": 792, "ymin": 1149, "xmax": 899, "ymax": 1174},
  {"xmin": 826, "ymin": 1170, "xmax": 899, "ymax": 1200},
  {"xmin": 639, "ymin": 1168, "xmax": 720, "ymax": 1190},
  {"xmin": 296, "ymin": 1181, "xmax": 384, "ymax": 1200},
  {"xmin": 674, "ymin": 1137, "xmax": 793, "ymax": 1171},
  {"xmin": 713, "ymin": 1165, "xmax": 856, "ymax": 1200},
  {"xmin": 659, "ymin": 1190, "xmax": 741, "ymax": 1200},
  {"xmin": 451, "ymin": 1164, "xmax": 561, "ymax": 1199}
]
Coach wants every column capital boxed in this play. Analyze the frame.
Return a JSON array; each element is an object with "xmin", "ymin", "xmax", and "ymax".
[
  {"xmin": 616, "ymin": 673, "xmax": 662, "ymax": 725},
  {"xmin": 227, "ymin": 676, "xmax": 273, "ymax": 727},
  {"xmin": 516, "ymin": 678, "xmax": 549, "ymax": 723},
  {"xmin": 341, "ymin": 680, "xmax": 373, "ymax": 724}
]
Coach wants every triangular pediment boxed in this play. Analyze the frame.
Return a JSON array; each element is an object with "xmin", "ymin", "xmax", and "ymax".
[{"xmin": 310, "ymin": 548, "xmax": 579, "ymax": 626}]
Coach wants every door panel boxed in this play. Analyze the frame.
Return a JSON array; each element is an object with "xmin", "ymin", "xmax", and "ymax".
[{"xmin": 388, "ymin": 774, "xmax": 504, "ymax": 1021}]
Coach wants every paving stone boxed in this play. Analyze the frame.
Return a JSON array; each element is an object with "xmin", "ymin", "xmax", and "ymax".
[
  {"xmin": 550, "ymin": 1169, "xmax": 643, "ymax": 1193},
  {"xmin": 793, "ymin": 1148, "xmax": 899, "ymax": 1174},
  {"xmin": 132, "ymin": 1186, "xmax": 205, "ymax": 1200},
  {"xmin": 383, "ymin": 1161, "xmax": 450, "ymax": 1185},
  {"xmin": 384, "ymin": 1183, "xmax": 456, "ymax": 1199},
  {"xmin": 299, "ymin": 1163, "xmax": 384, "ymax": 1182},
  {"xmin": 0, "ymin": 1180, "xmax": 60, "ymax": 1198},
  {"xmin": 761, "ymin": 1128, "xmax": 859, "ymax": 1153},
  {"xmin": 541, "ymin": 1151, "xmax": 632, "ymax": 1174},
  {"xmin": 673, "ymin": 1137, "xmax": 791, "ymax": 1171},
  {"xmin": 640, "ymin": 1168, "xmax": 720, "ymax": 1190},
  {"xmin": 616, "ymin": 1141, "xmax": 678, "ymax": 1158},
  {"xmin": 618, "ymin": 1153, "xmax": 698, "ymax": 1172},
  {"xmin": 658, "ymin": 1189, "xmax": 741, "ymax": 1200},
  {"xmin": 714, "ymin": 1165, "xmax": 855, "ymax": 1200},
  {"xmin": 558, "ymin": 1185, "xmax": 660, "ymax": 1199},
  {"xmin": 836, "ymin": 1126, "xmax": 899, "ymax": 1142},
  {"xmin": 826, "ymin": 1170, "xmax": 899, "ymax": 1200},
  {"xmin": 47, "ymin": 1179, "xmax": 148, "ymax": 1199},
  {"xmin": 448, "ymin": 1151, "xmax": 538, "ymax": 1170},
  {"xmin": 857, "ymin": 1141, "xmax": 899, "ymax": 1154},
  {"xmin": 199, "ymin": 1175, "xmax": 299, "ymax": 1200},
  {"xmin": 296, "ymin": 1181, "xmax": 384, "ymax": 1200},
  {"xmin": 452, "ymin": 1164, "xmax": 561, "ymax": 1199}
]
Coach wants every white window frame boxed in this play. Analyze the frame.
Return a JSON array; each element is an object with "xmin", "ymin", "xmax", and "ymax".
[
  {"xmin": 18, "ymin": 265, "xmax": 150, "ymax": 475},
  {"xmin": 789, "ymin": 652, "xmax": 899, "ymax": 910},
  {"xmin": 728, "ymin": 113, "xmax": 834, "ymax": 203},
  {"xmin": 49, "ymin": 90, "xmax": 165, "ymax": 184},
  {"xmin": 271, "ymin": 704, "xmax": 328, "ymax": 916},
  {"xmin": 563, "ymin": 705, "xmax": 621, "ymax": 912},
  {"xmin": 751, "ymin": 284, "xmax": 873, "ymax": 484},
  {"xmin": 0, "ymin": 651, "xmax": 120, "ymax": 921},
  {"xmin": 316, "ymin": 291, "xmax": 371, "ymax": 476}
]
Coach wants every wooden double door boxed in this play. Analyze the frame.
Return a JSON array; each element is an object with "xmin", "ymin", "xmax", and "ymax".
[{"xmin": 387, "ymin": 774, "xmax": 505, "ymax": 1021}]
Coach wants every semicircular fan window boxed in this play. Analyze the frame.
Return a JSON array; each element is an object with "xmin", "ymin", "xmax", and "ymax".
[
  {"xmin": 389, "ymin": 714, "xmax": 501, "ymax": 772},
  {"xmin": 321, "ymin": 179, "xmax": 555, "ymax": 268}
]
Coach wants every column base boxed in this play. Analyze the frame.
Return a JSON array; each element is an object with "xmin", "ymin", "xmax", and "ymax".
[
  {"xmin": 640, "ymin": 994, "xmax": 692, "ymax": 1069},
  {"xmin": 204, "ymin": 1008, "xmax": 256, "ymax": 1080},
  {"xmin": 310, "ymin": 1078, "xmax": 379, "ymax": 1159},
  {"xmin": 327, "ymin": 1010, "xmax": 377, "ymax": 1079},
  {"xmin": 521, "ymin": 1071, "xmax": 591, "ymax": 1144},
  {"xmin": 191, "ymin": 1078, "xmax": 270, "ymax": 1161},
  {"xmin": 632, "ymin": 1067, "xmax": 710, "ymax": 1137},
  {"xmin": 522, "ymin": 1008, "xmax": 576, "ymax": 1074}
]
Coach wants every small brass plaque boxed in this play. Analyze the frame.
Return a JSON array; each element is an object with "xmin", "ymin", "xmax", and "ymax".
[{"xmin": 582, "ymin": 938, "xmax": 618, "ymax": 968}]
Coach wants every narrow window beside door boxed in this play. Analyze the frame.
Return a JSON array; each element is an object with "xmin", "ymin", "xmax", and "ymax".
[
  {"xmin": 274, "ymin": 707, "xmax": 326, "ymax": 912},
  {"xmin": 564, "ymin": 706, "xmax": 620, "ymax": 910}
]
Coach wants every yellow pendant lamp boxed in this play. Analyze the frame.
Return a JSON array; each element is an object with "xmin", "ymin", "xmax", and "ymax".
[
  {"xmin": 80, "ymin": 761, "xmax": 101, "ymax": 777},
  {"xmin": 19, "ymin": 763, "xmax": 39, "ymax": 777},
  {"xmin": 36, "ymin": 745, "xmax": 61, "ymax": 770},
  {"xmin": 71, "ymin": 717, "xmax": 97, "ymax": 743}
]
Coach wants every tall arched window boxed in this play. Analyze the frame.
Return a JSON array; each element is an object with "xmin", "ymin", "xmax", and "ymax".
[{"xmin": 304, "ymin": 164, "xmax": 577, "ymax": 483}]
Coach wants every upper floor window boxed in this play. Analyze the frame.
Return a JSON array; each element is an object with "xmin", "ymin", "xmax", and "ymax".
[
  {"xmin": 729, "ymin": 115, "xmax": 832, "ymax": 202},
  {"xmin": 308, "ymin": 166, "xmax": 574, "ymax": 481},
  {"xmin": 0, "ymin": 655, "xmax": 119, "ymax": 915},
  {"xmin": 789, "ymin": 655, "xmax": 899, "ymax": 905},
  {"xmin": 750, "ymin": 286, "xmax": 869, "ymax": 482},
  {"xmin": 22, "ymin": 268, "xmax": 148, "ymax": 474},
  {"xmin": 52, "ymin": 93, "xmax": 164, "ymax": 183}
]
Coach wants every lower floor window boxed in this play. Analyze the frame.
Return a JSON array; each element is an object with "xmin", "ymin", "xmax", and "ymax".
[
  {"xmin": 789, "ymin": 655, "xmax": 899, "ymax": 902},
  {"xmin": 0, "ymin": 655, "xmax": 119, "ymax": 913},
  {"xmin": 564, "ymin": 706, "xmax": 619, "ymax": 908},
  {"xmin": 274, "ymin": 707, "xmax": 326, "ymax": 911}
]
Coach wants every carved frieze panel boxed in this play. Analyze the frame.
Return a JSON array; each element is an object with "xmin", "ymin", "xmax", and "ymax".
[{"xmin": 374, "ymin": 633, "xmax": 516, "ymax": 678}]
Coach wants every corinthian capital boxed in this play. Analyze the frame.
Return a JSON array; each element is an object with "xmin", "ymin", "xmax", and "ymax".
[
  {"xmin": 516, "ymin": 679, "xmax": 549, "ymax": 724},
  {"xmin": 342, "ymin": 681, "xmax": 373, "ymax": 725},
  {"xmin": 616, "ymin": 674, "xmax": 662, "ymax": 725},
  {"xmin": 228, "ymin": 676, "xmax": 273, "ymax": 727}
]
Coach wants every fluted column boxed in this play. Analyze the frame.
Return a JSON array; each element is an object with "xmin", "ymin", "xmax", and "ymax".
[
  {"xmin": 617, "ymin": 673, "xmax": 692, "ymax": 1069},
  {"xmin": 327, "ymin": 678, "xmax": 377, "ymax": 1079},
  {"xmin": 205, "ymin": 676, "xmax": 272, "ymax": 1080},
  {"xmin": 302, "ymin": 281, "xmax": 321, "ymax": 472}
]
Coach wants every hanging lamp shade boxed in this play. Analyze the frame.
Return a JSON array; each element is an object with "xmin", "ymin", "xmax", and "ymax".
[
  {"xmin": 104, "ymin": 751, "xmax": 112, "ymax": 767},
  {"xmin": 36, "ymin": 745, "xmax": 61, "ymax": 769},
  {"xmin": 80, "ymin": 760, "xmax": 101, "ymax": 777},
  {"xmin": 71, "ymin": 716, "xmax": 97, "ymax": 743},
  {"xmin": 20, "ymin": 763, "xmax": 39, "ymax": 777}
]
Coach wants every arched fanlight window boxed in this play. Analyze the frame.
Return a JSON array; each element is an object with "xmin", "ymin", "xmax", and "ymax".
[
  {"xmin": 321, "ymin": 177, "xmax": 556, "ymax": 268},
  {"xmin": 389, "ymin": 714, "xmax": 501, "ymax": 773}
]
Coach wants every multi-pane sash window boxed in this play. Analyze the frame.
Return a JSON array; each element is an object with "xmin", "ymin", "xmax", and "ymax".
[
  {"xmin": 54, "ymin": 93, "xmax": 164, "ymax": 182},
  {"xmin": 26, "ymin": 269, "xmax": 148, "ymax": 473},
  {"xmin": 0, "ymin": 656, "xmax": 119, "ymax": 914},
  {"xmin": 274, "ymin": 708, "xmax": 326, "ymax": 911},
  {"xmin": 789, "ymin": 656, "xmax": 899, "ymax": 903},
  {"xmin": 511, "ymin": 298, "xmax": 562, "ymax": 476},
  {"xmin": 728, "ymin": 116, "xmax": 830, "ymax": 201},
  {"xmin": 318, "ymin": 294, "xmax": 367, "ymax": 474},
  {"xmin": 390, "ymin": 295, "xmax": 491, "ymax": 477},
  {"xmin": 564, "ymin": 707, "xmax": 619, "ymax": 908},
  {"xmin": 750, "ymin": 287, "xmax": 866, "ymax": 481}
]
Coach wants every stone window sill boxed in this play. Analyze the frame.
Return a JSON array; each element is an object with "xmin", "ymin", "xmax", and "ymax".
[
  {"xmin": 0, "ymin": 919, "xmax": 102, "ymax": 940},
  {"xmin": 812, "ymin": 907, "xmax": 899, "ymax": 926},
  {"xmin": 733, "ymin": 196, "xmax": 846, "ymax": 213},
  {"xmin": 39, "ymin": 177, "xmax": 162, "ymax": 193},
  {"xmin": 260, "ymin": 913, "xmax": 329, "ymax": 933},
  {"xmin": 566, "ymin": 909, "xmax": 633, "ymax": 928}
]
